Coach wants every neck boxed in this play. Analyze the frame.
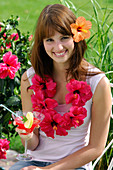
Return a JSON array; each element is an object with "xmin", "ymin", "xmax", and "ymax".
[{"xmin": 53, "ymin": 62, "xmax": 68, "ymax": 82}]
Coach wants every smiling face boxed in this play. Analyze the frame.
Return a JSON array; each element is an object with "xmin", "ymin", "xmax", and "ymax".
[
  {"xmin": 31, "ymin": 4, "xmax": 87, "ymax": 79},
  {"xmin": 43, "ymin": 31, "xmax": 75, "ymax": 66}
]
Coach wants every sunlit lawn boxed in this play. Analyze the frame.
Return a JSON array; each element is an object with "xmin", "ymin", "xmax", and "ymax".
[{"xmin": 0, "ymin": 0, "xmax": 113, "ymax": 34}]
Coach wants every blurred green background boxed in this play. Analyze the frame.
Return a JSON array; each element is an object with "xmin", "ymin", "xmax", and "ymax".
[
  {"xmin": 0, "ymin": 0, "xmax": 112, "ymax": 168},
  {"xmin": 0, "ymin": 0, "xmax": 113, "ymax": 34}
]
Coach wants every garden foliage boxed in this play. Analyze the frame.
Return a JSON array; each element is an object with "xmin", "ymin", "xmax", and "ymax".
[
  {"xmin": 60, "ymin": 0, "xmax": 113, "ymax": 169},
  {"xmin": 0, "ymin": 16, "xmax": 32, "ymax": 139}
]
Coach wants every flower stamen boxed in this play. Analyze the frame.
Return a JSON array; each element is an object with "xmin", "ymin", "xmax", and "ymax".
[
  {"xmin": 77, "ymin": 27, "xmax": 88, "ymax": 33},
  {"xmin": 53, "ymin": 126, "xmax": 57, "ymax": 131}
]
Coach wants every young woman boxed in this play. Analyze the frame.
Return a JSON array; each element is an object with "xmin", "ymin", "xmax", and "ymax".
[{"xmin": 10, "ymin": 4, "xmax": 112, "ymax": 170}]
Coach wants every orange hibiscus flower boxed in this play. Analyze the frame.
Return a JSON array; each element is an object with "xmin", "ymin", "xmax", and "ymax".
[{"xmin": 70, "ymin": 16, "xmax": 92, "ymax": 42}]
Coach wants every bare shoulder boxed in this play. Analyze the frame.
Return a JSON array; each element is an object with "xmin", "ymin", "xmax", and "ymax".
[
  {"xmin": 93, "ymin": 76, "xmax": 111, "ymax": 105},
  {"xmin": 21, "ymin": 71, "xmax": 28, "ymax": 83},
  {"xmin": 21, "ymin": 70, "xmax": 33, "ymax": 99},
  {"xmin": 95, "ymin": 76, "xmax": 110, "ymax": 92},
  {"xmin": 21, "ymin": 71, "xmax": 30, "ymax": 89},
  {"xmin": 21, "ymin": 70, "xmax": 27, "ymax": 80}
]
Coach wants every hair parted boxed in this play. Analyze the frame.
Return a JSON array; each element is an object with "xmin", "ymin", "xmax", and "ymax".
[{"xmin": 31, "ymin": 4, "xmax": 87, "ymax": 80}]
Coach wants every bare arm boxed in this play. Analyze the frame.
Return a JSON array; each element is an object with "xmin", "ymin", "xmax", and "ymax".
[
  {"xmin": 20, "ymin": 71, "xmax": 39, "ymax": 150},
  {"xmin": 40, "ymin": 76, "xmax": 112, "ymax": 170}
]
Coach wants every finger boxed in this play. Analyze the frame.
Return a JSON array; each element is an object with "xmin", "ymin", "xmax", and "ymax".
[{"xmin": 21, "ymin": 165, "xmax": 38, "ymax": 170}]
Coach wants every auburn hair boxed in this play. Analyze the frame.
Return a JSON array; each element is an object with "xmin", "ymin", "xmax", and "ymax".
[{"xmin": 31, "ymin": 4, "xmax": 88, "ymax": 81}]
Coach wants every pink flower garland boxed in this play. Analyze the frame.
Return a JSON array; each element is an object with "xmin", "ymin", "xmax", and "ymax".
[{"xmin": 30, "ymin": 74, "xmax": 92, "ymax": 139}]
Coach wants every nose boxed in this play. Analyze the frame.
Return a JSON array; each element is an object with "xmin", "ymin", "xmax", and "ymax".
[{"xmin": 54, "ymin": 41, "xmax": 63, "ymax": 51}]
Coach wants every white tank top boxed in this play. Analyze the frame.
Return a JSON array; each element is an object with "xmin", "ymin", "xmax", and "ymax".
[{"xmin": 26, "ymin": 67, "xmax": 105, "ymax": 170}]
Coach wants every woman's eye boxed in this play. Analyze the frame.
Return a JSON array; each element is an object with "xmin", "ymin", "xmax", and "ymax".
[
  {"xmin": 61, "ymin": 36, "xmax": 70, "ymax": 40},
  {"xmin": 46, "ymin": 38, "xmax": 53, "ymax": 42}
]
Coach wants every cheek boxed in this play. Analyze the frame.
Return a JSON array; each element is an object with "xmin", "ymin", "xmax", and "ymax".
[
  {"xmin": 43, "ymin": 41, "xmax": 52, "ymax": 53},
  {"xmin": 67, "ymin": 40, "xmax": 74, "ymax": 50},
  {"xmin": 43, "ymin": 42, "xmax": 50, "ymax": 53},
  {"xmin": 45, "ymin": 46, "xmax": 52, "ymax": 55}
]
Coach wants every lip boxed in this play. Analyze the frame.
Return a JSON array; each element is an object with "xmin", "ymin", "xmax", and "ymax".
[{"xmin": 53, "ymin": 50, "xmax": 67, "ymax": 57}]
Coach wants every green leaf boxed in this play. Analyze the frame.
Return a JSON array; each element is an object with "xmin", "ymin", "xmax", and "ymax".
[
  {"xmin": 22, "ymin": 115, "xmax": 28, "ymax": 123},
  {"xmin": 6, "ymin": 96, "xmax": 20, "ymax": 106}
]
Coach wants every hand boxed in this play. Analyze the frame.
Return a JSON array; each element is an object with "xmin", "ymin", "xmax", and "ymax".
[
  {"xmin": 21, "ymin": 166, "xmax": 44, "ymax": 170},
  {"xmin": 16, "ymin": 127, "xmax": 33, "ymax": 141}
]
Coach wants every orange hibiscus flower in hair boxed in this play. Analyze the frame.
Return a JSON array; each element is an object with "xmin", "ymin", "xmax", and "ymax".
[{"xmin": 70, "ymin": 16, "xmax": 92, "ymax": 42}]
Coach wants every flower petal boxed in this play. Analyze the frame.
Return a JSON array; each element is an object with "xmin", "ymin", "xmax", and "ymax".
[{"xmin": 70, "ymin": 16, "xmax": 92, "ymax": 42}]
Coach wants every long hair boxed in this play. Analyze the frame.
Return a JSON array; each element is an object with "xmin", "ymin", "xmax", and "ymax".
[{"xmin": 31, "ymin": 4, "xmax": 88, "ymax": 80}]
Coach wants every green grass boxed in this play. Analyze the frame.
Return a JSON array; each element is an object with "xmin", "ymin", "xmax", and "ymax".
[
  {"xmin": 9, "ymin": 135, "xmax": 24, "ymax": 153},
  {"xmin": 0, "ymin": 0, "xmax": 60, "ymax": 34},
  {"xmin": 0, "ymin": 0, "xmax": 113, "ymax": 34},
  {"xmin": 2, "ymin": 131, "xmax": 24, "ymax": 153}
]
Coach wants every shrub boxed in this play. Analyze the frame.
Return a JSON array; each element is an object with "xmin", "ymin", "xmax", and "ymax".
[{"xmin": 0, "ymin": 15, "xmax": 32, "ymax": 140}]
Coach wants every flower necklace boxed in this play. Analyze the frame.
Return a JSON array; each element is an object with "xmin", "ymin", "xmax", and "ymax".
[
  {"xmin": 30, "ymin": 74, "xmax": 92, "ymax": 139},
  {"xmin": 29, "ymin": 16, "xmax": 92, "ymax": 138}
]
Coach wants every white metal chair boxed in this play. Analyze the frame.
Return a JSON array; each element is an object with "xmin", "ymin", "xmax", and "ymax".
[{"xmin": 92, "ymin": 83, "xmax": 113, "ymax": 170}]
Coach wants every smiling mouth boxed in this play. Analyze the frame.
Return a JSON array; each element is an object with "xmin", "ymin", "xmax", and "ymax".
[{"xmin": 54, "ymin": 50, "xmax": 67, "ymax": 57}]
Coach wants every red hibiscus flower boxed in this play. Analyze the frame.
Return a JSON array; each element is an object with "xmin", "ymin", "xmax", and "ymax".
[
  {"xmin": 6, "ymin": 42, "xmax": 11, "ymax": 49},
  {"xmin": 40, "ymin": 110, "xmax": 68, "ymax": 138},
  {"xmin": 8, "ymin": 120, "xmax": 13, "ymax": 125},
  {"xmin": 65, "ymin": 79, "xmax": 92, "ymax": 106},
  {"xmin": 31, "ymin": 90, "xmax": 58, "ymax": 113},
  {"xmin": 45, "ymin": 77, "xmax": 56, "ymax": 98},
  {"xmin": 9, "ymin": 33, "xmax": 19, "ymax": 41},
  {"xmin": 0, "ymin": 51, "xmax": 20, "ymax": 79},
  {"xmin": 30, "ymin": 74, "xmax": 45, "ymax": 91},
  {"xmin": 30, "ymin": 74, "xmax": 56, "ymax": 98},
  {"xmin": 62, "ymin": 106, "xmax": 87, "ymax": 129},
  {"xmin": 0, "ymin": 138, "xmax": 10, "ymax": 159}
]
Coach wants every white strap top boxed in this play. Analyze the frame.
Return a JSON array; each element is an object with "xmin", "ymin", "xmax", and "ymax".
[{"xmin": 26, "ymin": 66, "xmax": 105, "ymax": 170}]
